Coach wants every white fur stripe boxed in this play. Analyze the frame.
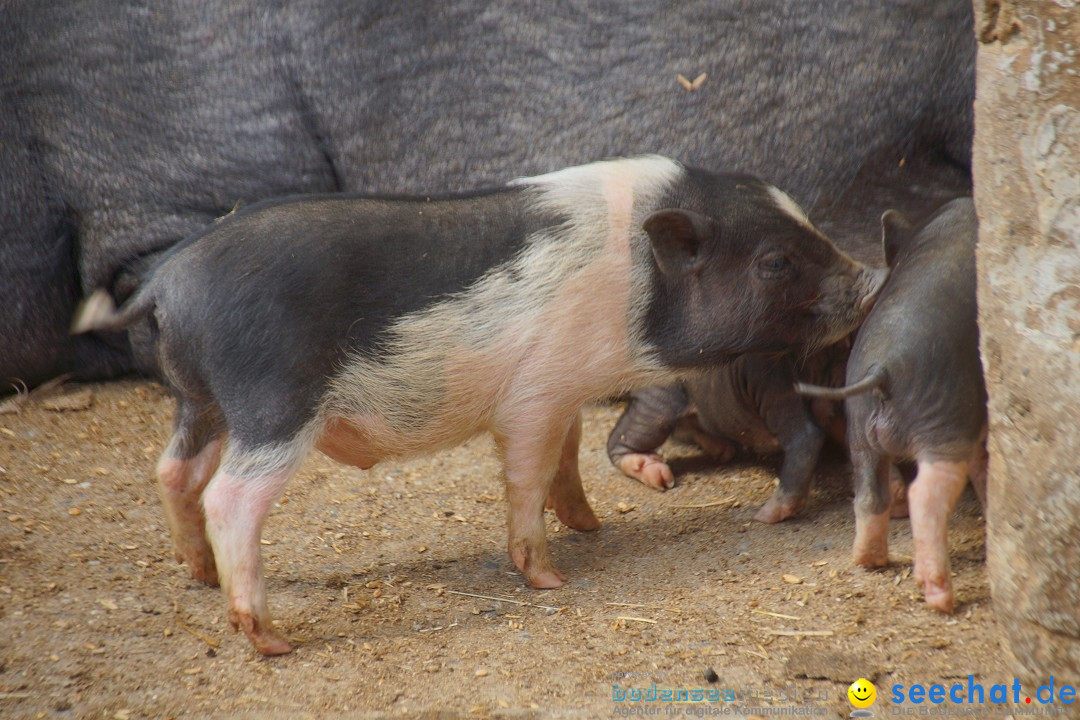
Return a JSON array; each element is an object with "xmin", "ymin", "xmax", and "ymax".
[
  {"xmin": 324, "ymin": 156, "xmax": 685, "ymax": 458},
  {"xmin": 766, "ymin": 185, "xmax": 813, "ymax": 229},
  {"xmin": 511, "ymin": 156, "xmax": 683, "ymax": 222}
]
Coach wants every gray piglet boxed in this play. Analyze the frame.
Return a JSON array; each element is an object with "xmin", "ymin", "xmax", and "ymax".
[
  {"xmin": 606, "ymin": 346, "xmax": 852, "ymax": 523},
  {"xmin": 798, "ymin": 197, "xmax": 986, "ymax": 612}
]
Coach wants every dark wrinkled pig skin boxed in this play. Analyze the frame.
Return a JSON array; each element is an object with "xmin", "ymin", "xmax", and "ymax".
[
  {"xmin": 73, "ymin": 157, "xmax": 885, "ymax": 654},
  {"xmin": 797, "ymin": 198, "xmax": 987, "ymax": 613},
  {"xmin": 607, "ymin": 346, "xmax": 850, "ymax": 523},
  {"xmin": 2, "ymin": 0, "xmax": 973, "ymax": 387}
]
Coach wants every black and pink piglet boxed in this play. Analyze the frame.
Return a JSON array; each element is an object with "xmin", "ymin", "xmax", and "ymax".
[{"xmin": 75, "ymin": 157, "xmax": 885, "ymax": 655}]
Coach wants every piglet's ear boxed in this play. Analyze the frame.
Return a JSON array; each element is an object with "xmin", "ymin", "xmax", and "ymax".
[
  {"xmin": 880, "ymin": 209, "xmax": 913, "ymax": 268},
  {"xmin": 644, "ymin": 208, "xmax": 715, "ymax": 276}
]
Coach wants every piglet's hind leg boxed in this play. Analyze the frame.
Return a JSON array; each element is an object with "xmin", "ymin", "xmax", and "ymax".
[
  {"xmin": 908, "ymin": 459, "xmax": 968, "ymax": 613},
  {"xmin": 852, "ymin": 450, "xmax": 893, "ymax": 569},
  {"xmin": 546, "ymin": 412, "xmax": 601, "ymax": 532},
  {"xmin": 202, "ymin": 458, "xmax": 295, "ymax": 655},
  {"xmin": 157, "ymin": 436, "xmax": 224, "ymax": 585},
  {"xmin": 156, "ymin": 399, "xmax": 226, "ymax": 586}
]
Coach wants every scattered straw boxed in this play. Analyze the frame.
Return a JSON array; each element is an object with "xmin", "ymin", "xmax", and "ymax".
[
  {"xmin": 615, "ymin": 616, "xmax": 657, "ymax": 624},
  {"xmin": 444, "ymin": 590, "xmax": 560, "ymax": 612},
  {"xmin": 605, "ymin": 602, "xmax": 680, "ymax": 613},
  {"xmin": 175, "ymin": 618, "xmax": 221, "ymax": 648},
  {"xmin": 670, "ymin": 498, "xmax": 738, "ymax": 509},
  {"xmin": 751, "ymin": 609, "xmax": 801, "ymax": 621}
]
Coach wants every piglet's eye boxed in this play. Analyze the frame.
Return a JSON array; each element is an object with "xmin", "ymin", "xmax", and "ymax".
[{"xmin": 758, "ymin": 254, "xmax": 792, "ymax": 275}]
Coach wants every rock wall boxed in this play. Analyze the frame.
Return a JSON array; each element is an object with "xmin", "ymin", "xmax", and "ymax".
[{"xmin": 972, "ymin": 0, "xmax": 1080, "ymax": 679}]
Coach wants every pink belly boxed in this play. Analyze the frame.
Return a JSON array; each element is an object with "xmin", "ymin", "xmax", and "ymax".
[{"xmin": 315, "ymin": 416, "xmax": 384, "ymax": 469}]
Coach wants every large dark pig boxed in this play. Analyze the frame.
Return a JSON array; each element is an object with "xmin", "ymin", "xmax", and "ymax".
[
  {"xmin": 2, "ymin": 0, "xmax": 973, "ymax": 388},
  {"xmin": 606, "ymin": 346, "xmax": 850, "ymax": 523},
  {"xmin": 797, "ymin": 198, "xmax": 986, "ymax": 613},
  {"xmin": 74, "ymin": 157, "xmax": 885, "ymax": 655}
]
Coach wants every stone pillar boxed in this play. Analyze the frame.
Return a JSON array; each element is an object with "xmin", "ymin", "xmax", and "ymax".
[{"xmin": 972, "ymin": 0, "xmax": 1080, "ymax": 679}]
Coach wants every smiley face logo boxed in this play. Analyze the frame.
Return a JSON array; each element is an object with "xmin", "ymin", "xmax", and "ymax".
[{"xmin": 848, "ymin": 678, "xmax": 877, "ymax": 708}]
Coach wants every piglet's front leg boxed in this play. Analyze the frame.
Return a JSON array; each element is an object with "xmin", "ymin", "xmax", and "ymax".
[
  {"xmin": 754, "ymin": 389, "xmax": 826, "ymax": 524},
  {"xmin": 754, "ymin": 424, "xmax": 823, "ymax": 524},
  {"xmin": 607, "ymin": 385, "xmax": 688, "ymax": 490},
  {"xmin": 496, "ymin": 413, "xmax": 580, "ymax": 589}
]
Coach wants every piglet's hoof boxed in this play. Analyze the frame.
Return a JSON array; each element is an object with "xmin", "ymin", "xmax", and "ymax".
[
  {"xmin": 852, "ymin": 530, "xmax": 890, "ymax": 568},
  {"xmin": 853, "ymin": 546, "xmax": 890, "ymax": 569},
  {"xmin": 178, "ymin": 550, "xmax": 219, "ymax": 587},
  {"xmin": 526, "ymin": 567, "xmax": 566, "ymax": 589},
  {"xmin": 546, "ymin": 487, "xmax": 602, "ymax": 531},
  {"xmin": 229, "ymin": 609, "xmax": 293, "ymax": 656},
  {"xmin": 919, "ymin": 579, "xmax": 955, "ymax": 614},
  {"xmin": 753, "ymin": 493, "xmax": 805, "ymax": 524},
  {"xmin": 616, "ymin": 453, "xmax": 674, "ymax": 490},
  {"xmin": 555, "ymin": 502, "xmax": 601, "ymax": 532},
  {"xmin": 916, "ymin": 568, "xmax": 955, "ymax": 613},
  {"xmin": 853, "ymin": 513, "xmax": 890, "ymax": 568},
  {"xmin": 510, "ymin": 547, "xmax": 566, "ymax": 589}
]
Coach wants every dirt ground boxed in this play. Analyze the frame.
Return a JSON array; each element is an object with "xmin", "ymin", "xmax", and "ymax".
[{"xmin": 1, "ymin": 380, "xmax": 1013, "ymax": 719}]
